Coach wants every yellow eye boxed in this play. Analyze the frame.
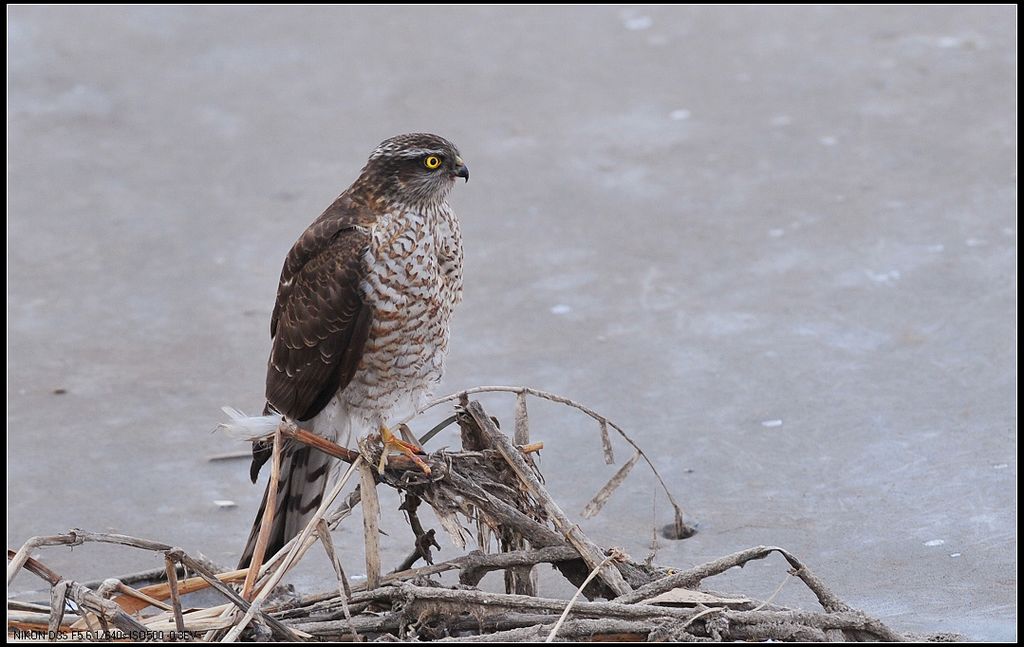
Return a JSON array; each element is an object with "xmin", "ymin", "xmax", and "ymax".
[{"xmin": 424, "ymin": 155, "xmax": 442, "ymax": 170}]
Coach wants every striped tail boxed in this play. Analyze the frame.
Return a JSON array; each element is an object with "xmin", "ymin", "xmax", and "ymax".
[{"xmin": 237, "ymin": 441, "xmax": 334, "ymax": 569}]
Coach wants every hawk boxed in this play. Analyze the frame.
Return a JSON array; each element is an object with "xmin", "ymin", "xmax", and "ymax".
[{"xmin": 238, "ymin": 133, "xmax": 469, "ymax": 568}]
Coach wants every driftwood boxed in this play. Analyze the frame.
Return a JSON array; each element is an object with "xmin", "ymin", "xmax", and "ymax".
[{"xmin": 7, "ymin": 388, "xmax": 950, "ymax": 642}]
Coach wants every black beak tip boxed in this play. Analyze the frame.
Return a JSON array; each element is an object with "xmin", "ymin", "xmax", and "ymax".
[{"xmin": 455, "ymin": 164, "xmax": 470, "ymax": 182}]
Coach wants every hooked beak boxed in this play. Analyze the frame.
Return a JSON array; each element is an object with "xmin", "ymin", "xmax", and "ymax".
[{"xmin": 454, "ymin": 160, "xmax": 470, "ymax": 182}]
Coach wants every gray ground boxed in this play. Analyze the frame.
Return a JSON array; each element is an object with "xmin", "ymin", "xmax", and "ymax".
[{"xmin": 7, "ymin": 5, "xmax": 1016, "ymax": 641}]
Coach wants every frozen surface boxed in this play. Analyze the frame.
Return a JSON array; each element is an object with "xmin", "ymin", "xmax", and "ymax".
[{"xmin": 7, "ymin": 6, "xmax": 1016, "ymax": 640}]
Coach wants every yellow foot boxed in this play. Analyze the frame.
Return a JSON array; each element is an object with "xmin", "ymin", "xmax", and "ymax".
[{"xmin": 378, "ymin": 425, "xmax": 431, "ymax": 476}]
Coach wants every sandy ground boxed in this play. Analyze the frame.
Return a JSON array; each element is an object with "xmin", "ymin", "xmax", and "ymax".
[{"xmin": 7, "ymin": 5, "xmax": 1016, "ymax": 640}]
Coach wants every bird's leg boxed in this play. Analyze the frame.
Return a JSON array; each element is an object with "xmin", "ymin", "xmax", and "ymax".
[{"xmin": 378, "ymin": 425, "xmax": 431, "ymax": 476}]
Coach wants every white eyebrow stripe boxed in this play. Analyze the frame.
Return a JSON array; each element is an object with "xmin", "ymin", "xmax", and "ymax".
[{"xmin": 395, "ymin": 148, "xmax": 443, "ymax": 158}]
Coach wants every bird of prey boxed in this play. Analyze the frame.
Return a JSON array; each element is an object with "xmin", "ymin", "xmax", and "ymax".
[{"xmin": 238, "ymin": 133, "xmax": 469, "ymax": 568}]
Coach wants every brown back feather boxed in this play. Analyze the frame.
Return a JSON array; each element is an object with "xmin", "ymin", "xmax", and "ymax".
[{"xmin": 264, "ymin": 195, "xmax": 377, "ymax": 423}]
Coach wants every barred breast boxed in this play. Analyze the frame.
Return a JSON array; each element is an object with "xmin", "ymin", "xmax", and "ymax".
[{"xmin": 343, "ymin": 202, "xmax": 463, "ymax": 425}]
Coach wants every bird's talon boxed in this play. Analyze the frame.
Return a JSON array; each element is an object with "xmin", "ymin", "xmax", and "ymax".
[{"xmin": 379, "ymin": 425, "xmax": 431, "ymax": 476}]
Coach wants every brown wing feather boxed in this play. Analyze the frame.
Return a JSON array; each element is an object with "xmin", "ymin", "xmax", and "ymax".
[{"xmin": 265, "ymin": 196, "xmax": 376, "ymax": 422}]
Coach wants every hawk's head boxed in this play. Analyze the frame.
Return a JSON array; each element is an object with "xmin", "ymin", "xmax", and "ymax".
[{"xmin": 358, "ymin": 133, "xmax": 469, "ymax": 206}]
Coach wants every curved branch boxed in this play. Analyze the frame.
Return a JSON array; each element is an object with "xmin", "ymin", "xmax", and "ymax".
[
  {"xmin": 614, "ymin": 545, "xmax": 852, "ymax": 615},
  {"xmin": 400, "ymin": 385, "xmax": 693, "ymax": 536}
]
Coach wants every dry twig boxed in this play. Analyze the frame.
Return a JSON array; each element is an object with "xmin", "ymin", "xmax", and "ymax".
[
  {"xmin": 466, "ymin": 401, "xmax": 632, "ymax": 598},
  {"xmin": 7, "ymin": 396, "xmax": 923, "ymax": 643}
]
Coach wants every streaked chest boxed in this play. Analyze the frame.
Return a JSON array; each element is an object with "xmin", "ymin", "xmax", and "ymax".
[{"xmin": 362, "ymin": 203, "xmax": 463, "ymax": 317}]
